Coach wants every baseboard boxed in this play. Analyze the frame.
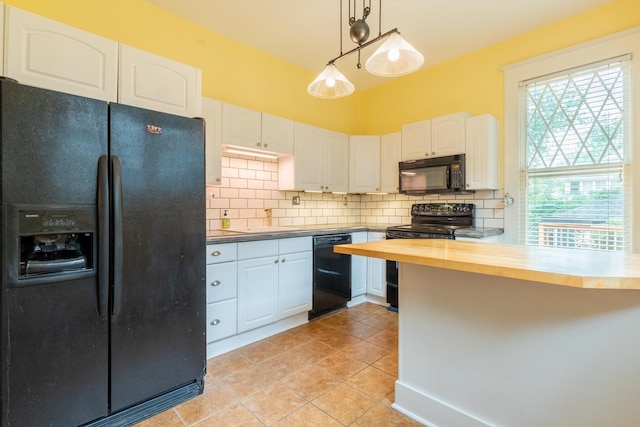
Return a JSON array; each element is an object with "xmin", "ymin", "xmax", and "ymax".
[
  {"xmin": 393, "ymin": 381, "xmax": 490, "ymax": 427},
  {"xmin": 206, "ymin": 312, "xmax": 308, "ymax": 359}
]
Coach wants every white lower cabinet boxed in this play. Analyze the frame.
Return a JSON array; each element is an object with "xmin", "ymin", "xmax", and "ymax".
[
  {"xmin": 351, "ymin": 232, "xmax": 368, "ymax": 298},
  {"xmin": 366, "ymin": 232, "xmax": 386, "ymax": 298},
  {"xmin": 237, "ymin": 252, "xmax": 279, "ymax": 333},
  {"xmin": 207, "ymin": 299, "xmax": 237, "ymax": 343},
  {"xmin": 206, "ymin": 243, "xmax": 238, "ymax": 344},
  {"xmin": 237, "ymin": 237, "xmax": 312, "ymax": 334},
  {"xmin": 278, "ymin": 249, "xmax": 313, "ymax": 319}
]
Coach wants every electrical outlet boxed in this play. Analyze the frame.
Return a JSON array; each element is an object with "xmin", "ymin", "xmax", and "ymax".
[
  {"xmin": 292, "ymin": 195, "xmax": 300, "ymax": 205},
  {"xmin": 343, "ymin": 196, "xmax": 348, "ymax": 206}
]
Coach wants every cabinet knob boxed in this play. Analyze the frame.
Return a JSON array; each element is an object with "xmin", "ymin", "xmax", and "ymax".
[
  {"xmin": 431, "ymin": 152, "xmax": 435, "ymax": 156},
  {"xmin": 216, "ymin": 177, "xmax": 221, "ymax": 182},
  {"xmin": 211, "ymin": 250, "xmax": 221, "ymax": 256},
  {"xmin": 264, "ymin": 143, "xmax": 268, "ymax": 148},
  {"xmin": 281, "ymin": 258, "xmax": 286, "ymax": 263},
  {"xmin": 210, "ymin": 280, "xmax": 221, "ymax": 287},
  {"xmin": 210, "ymin": 319, "xmax": 221, "ymax": 326},
  {"xmin": 257, "ymin": 142, "xmax": 262, "ymax": 147},
  {"xmin": 274, "ymin": 259, "xmax": 279, "ymax": 264}
]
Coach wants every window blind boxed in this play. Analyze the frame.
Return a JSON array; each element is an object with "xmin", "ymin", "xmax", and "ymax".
[{"xmin": 519, "ymin": 57, "xmax": 632, "ymax": 252}]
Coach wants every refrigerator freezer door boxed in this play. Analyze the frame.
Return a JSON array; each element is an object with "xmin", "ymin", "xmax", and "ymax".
[
  {"xmin": 108, "ymin": 103, "xmax": 205, "ymax": 412},
  {"xmin": 0, "ymin": 80, "xmax": 110, "ymax": 426}
]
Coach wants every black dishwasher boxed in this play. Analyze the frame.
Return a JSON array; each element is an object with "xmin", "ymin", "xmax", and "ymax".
[{"xmin": 309, "ymin": 234, "xmax": 352, "ymax": 319}]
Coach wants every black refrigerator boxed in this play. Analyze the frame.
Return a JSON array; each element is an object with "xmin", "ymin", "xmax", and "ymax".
[{"xmin": 0, "ymin": 78, "xmax": 206, "ymax": 426}]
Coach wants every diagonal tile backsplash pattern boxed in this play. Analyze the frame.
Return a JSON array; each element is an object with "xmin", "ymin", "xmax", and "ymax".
[{"xmin": 206, "ymin": 154, "xmax": 505, "ymax": 231}]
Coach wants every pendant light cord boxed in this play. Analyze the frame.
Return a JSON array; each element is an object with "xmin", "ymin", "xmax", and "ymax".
[{"xmin": 339, "ymin": 0, "xmax": 343, "ymax": 56}]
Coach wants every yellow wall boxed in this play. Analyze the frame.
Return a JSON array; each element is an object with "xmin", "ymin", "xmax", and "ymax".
[
  {"xmin": 362, "ymin": 0, "xmax": 640, "ymax": 134},
  {"xmin": 4, "ymin": 0, "xmax": 640, "ymax": 136}
]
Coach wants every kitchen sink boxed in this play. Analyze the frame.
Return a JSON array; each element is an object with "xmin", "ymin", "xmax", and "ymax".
[{"xmin": 223, "ymin": 226, "xmax": 302, "ymax": 234}]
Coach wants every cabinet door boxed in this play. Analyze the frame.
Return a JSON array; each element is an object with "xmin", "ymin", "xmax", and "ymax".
[
  {"xmin": 380, "ymin": 132, "xmax": 401, "ymax": 193},
  {"xmin": 237, "ymin": 256, "xmax": 278, "ymax": 333},
  {"xmin": 465, "ymin": 114, "xmax": 501, "ymax": 190},
  {"xmin": 262, "ymin": 113, "xmax": 294, "ymax": 154},
  {"xmin": 431, "ymin": 112, "xmax": 469, "ymax": 157},
  {"xmin": 401, "ymin": 120, "xmax": 431, "ymax": 160},
  {"xmin": 278, "ymin": 250, "xmax": 312, "ymax": 319},
  {"xmin": 366, "ymin": 233, "xmax": 386, "ymax": 297},
  {"xmin": 5, "ymin": 6, "xmax": 118, "ymax": 101},
  {"xmin": 324, "ymin": 130, "xmax": 349, "ymax": 193},
  {"xmin": 292, "ymin": 123, "xmax": 324, "ymax": 191},
  {"xmin": 203, "ymin": 98, "xmax": 223, "ymax": 185},
  {"xmin": 351, "ymin": 232, "xmax": 368, "ymax": 298},
  {"xmin": 349, "ymin": 136, "xmax": 381, "ymax": 193},
  {"xmin": 222, "ymin": 103, "xmax": 261, "ymax": 149},
  {"xmin": 119, "ymin": 44, "xmax": 201, "ymax": 117}
]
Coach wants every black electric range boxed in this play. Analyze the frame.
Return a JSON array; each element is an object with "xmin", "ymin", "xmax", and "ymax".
[{"xmin": 385, "ymin": 203, "xmax": 475, "ymax": 310}]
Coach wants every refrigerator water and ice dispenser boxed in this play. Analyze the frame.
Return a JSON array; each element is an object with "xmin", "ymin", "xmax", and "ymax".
[{"xmin": 16, "ymin": 207, "xmax": 94, "ymax": 280}]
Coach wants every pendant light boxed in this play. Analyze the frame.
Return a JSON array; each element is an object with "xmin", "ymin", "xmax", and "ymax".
[
  {"xmin": 308, "ymin": 0, "xmax": 423, "ymax": 99},
  {"xmin": 307, "ymin": 63, "xmax": 355, "ymax": 99},
  {"xmin": 365, "ymin": 31, "xmax": 424, "ymax": 76}
]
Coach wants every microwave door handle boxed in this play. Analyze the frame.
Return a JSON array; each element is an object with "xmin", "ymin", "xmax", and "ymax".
[{"xmin": 446, "ymin": 167, "xmax": 451, "ymax": 189}]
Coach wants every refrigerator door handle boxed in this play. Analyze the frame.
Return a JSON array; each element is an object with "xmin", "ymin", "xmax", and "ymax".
[
  {"xmin": 111, "ymin": 155, "xmax": 124, "ymax": 316},
  {"xmin": 97, "ymin": 155, "xmax": 110, "ymax": 318}
]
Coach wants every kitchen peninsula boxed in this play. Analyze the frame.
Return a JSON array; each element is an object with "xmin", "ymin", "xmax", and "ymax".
[{"xmin": 334, "ymin": 239, "xmax": 640, "ymax": 427}]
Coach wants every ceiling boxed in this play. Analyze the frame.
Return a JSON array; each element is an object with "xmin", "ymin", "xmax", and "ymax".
[{"xmin": 144, "ymin": 0, "xmax": 614, "ymax": 92}]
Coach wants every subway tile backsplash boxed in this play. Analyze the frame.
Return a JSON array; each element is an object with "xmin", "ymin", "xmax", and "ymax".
[{"xmin": 206, "ymin": 154, "xmax": 505, "ymax": 231}]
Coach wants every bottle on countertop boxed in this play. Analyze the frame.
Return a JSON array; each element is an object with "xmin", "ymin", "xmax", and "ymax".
[{"xmin": 221, "ymin": 210, "xmax": 230, "ymax": 229}]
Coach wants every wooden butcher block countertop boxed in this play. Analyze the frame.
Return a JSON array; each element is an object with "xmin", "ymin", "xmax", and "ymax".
[{"xmin": 334, "ymin": 239, "xmax": 640, "ymax": 290}]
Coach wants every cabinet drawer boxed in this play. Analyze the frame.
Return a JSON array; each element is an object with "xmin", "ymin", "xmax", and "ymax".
[
  {"xmin": 206, "ymin": 262, "xmax": 237, "ymax": 303},
  {"xmin": 238, "ymin": 240, "xmax": 278, "ymax": 260},
  {"xmin": 207, "ymin": 299, "xmax": 237, "ymax": 343},
  {"xmin": 279, "ymin": 236, "xmax": 312, "ymax": 254},
  {"xmin": 206, "ymin": 243, "xmax": 237, "ymax": 264}
]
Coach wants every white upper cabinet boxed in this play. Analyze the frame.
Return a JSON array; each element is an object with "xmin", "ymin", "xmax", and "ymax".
[
  {"xmin": 401, "ymin": 112, "xmax": 469, "ymax": 161},
  {"xmin": 380, "ymin": 132, "xmax": 401, "ymax": 193},
  {"xmin": 119, "ymin": 44, "xmax": 201, "ymax": 117},
  {"xmin": 349, "ymin": 135, "xmax": 381, "ymax": 193},
  {"xmin": 222, "ymin": 104, "xmax": 294, "ymax": 155},
  {"xmin": 202, "ymin": 97, "xmax": 223, "ymax": 185},
  {"xmin": 322, "ymin": 129, "xmax": 349, "ymax": 193},
  {"xmin": 221, "ymin": 103, "xmax": 261, "ymax": 149},
  {"xmin": 431, "ymin": 112, "xmax": 469, "ymax": 156},
  {"xmin": 279, "ymin": 123, "xmax": 348, "ymax": 193},
  {"xmin": 465, "ymin": 114, "xmax": 501, "ymax": 190},
  {"xmin": 261, "ymin": 113, "xmax": 294, "ymax": 154},
  {"xmin": 4, "ymin": 6, "xmax": 118, "ymax": 101},
  {"xmin": 401, "ymin": 119, "xmax": 431, "ymax": 161}
]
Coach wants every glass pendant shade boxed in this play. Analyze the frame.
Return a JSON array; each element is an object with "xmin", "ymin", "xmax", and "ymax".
[
  {"xmin": 365, "ymin": 32, "xmax": 424, "ymax": 77},
  {"xmin": 307, "ymin": 64, "xmax": 355, "ymax": 99}
]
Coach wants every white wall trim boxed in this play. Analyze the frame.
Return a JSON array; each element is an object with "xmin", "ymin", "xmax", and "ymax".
[{"xmin": 501, "ymin": 26, "xmax": 640, "ymax": 250}]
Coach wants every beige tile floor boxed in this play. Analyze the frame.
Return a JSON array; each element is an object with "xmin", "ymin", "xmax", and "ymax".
[{"xmin": 136, "ymin": 303, "xmax": 422, "ymax": 426}]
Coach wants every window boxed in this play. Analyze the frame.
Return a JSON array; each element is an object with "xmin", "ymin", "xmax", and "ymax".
[
  {"xmin": 503, "ymin": 28, "xmax": 640, "ymax": 253},
  {"xmin": 520, "ymin": 57, "xmax": 631, "ymax": 251}
]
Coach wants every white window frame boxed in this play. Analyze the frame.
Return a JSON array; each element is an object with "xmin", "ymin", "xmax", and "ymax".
[{"xmin": 502, "ymin": 27, "xmax": 640, "ymax": 253}]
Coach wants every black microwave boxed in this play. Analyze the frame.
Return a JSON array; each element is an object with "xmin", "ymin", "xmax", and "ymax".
[{"xmin": 398, "ymin": 154, "xmax": 468, "ymax": 195}]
